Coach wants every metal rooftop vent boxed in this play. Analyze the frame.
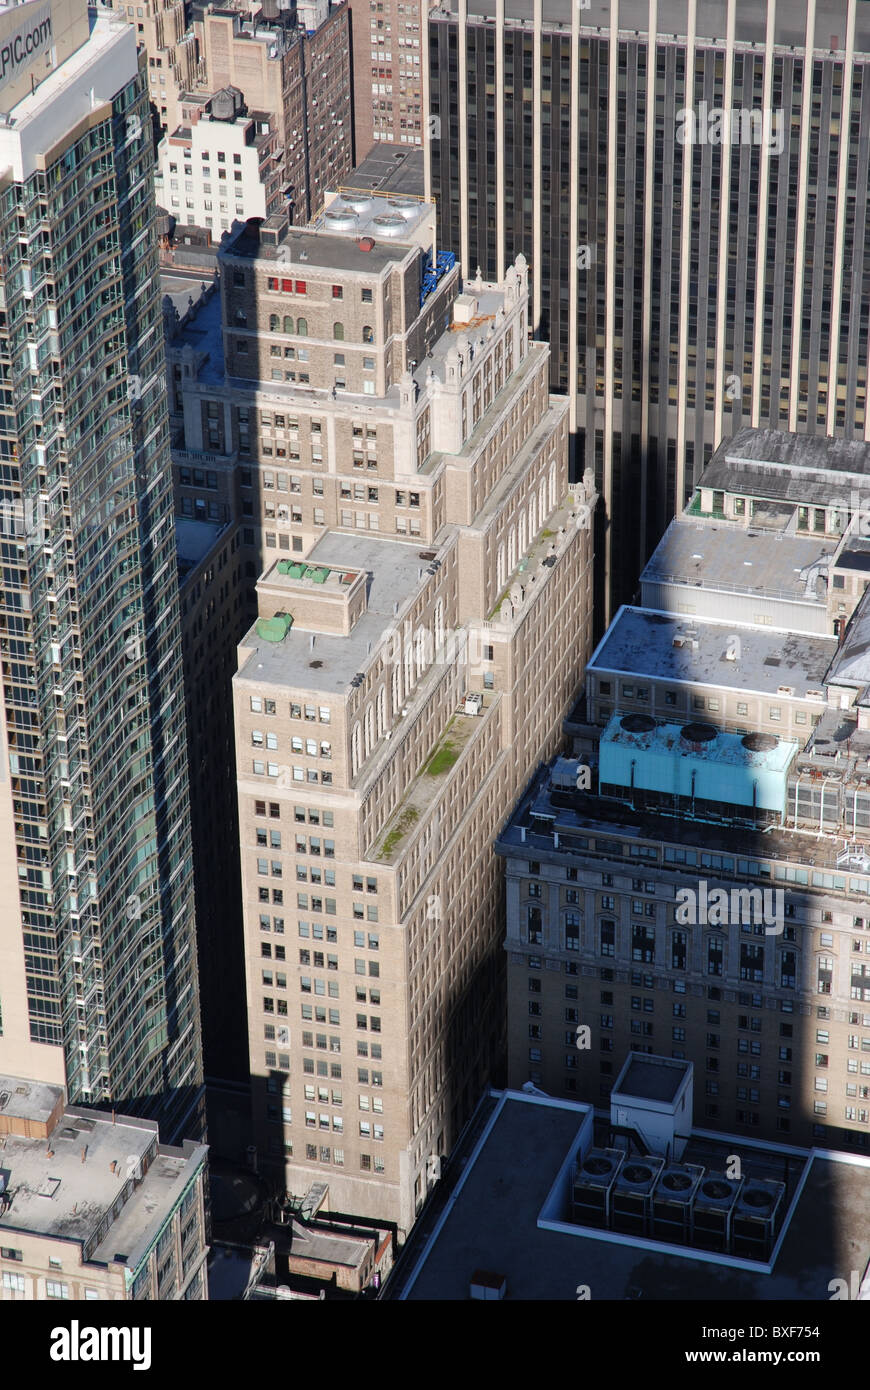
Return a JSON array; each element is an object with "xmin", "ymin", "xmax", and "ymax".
[
  {"xmin": 680, "ymin": 722, "xmax": 717, "ymax": 744},
  {"xmin": 742, "ymin": 732, "xmax": 778, "ymax": 752},
  {"xmin": 620, "ymin": 713, "xmax": 656, "ymax": 734}
]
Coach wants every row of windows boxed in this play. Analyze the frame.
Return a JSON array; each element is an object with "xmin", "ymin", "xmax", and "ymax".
[{"xmin": 250, "ymin": 698, "xmax": 330, "ymax": 721}]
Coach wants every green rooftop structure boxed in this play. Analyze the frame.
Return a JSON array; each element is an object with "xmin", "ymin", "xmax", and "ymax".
[{"xmin": 256, "ymin": 613, "xmax": 293, "ymax": 642}]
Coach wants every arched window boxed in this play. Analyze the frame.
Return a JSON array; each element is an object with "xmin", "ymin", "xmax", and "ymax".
[
  {"xmin": 497, "ymin": 544, "xmax": 506, "ymax": 589},
  {"xmin": 508, "ymin": 527, "xmax": 516, "ymax": 572},
  {"xmin": 296, "ymin": 317, "xmax": 308, "ymax": 336},
  {"xmin": 415, "ymin": 626, "xmax": 431, "ymax": 678},
  {"xmin": 549, "ymin": 461, "xmax": 557, "ymax": 510},
  {"xmin": 529, "ymin": 494, "xmax": 537, "ymax": 537},
  {"xmin": 283, "ymin": 315, "xmax": 293, "ymax": 334},
  {"xmin": 403, "ymin": 628, "xmax": 414, "ymax": 693},
  {"xmin": 333, "ymin": 322, "xmax": 344, "ymax": 341},
  {"xmin": 362, "ymin": 325, "xmax": 374, "ymax": 344},
  {"xmin": 434, "ymin": 599, "xmax": 445, "ymax": 654},
  {"xmin": 519, "ymin": 512, "xmax": 527, "ymax": 556},
  {"xmin": 351, "ymin": 722, "xmax": 361, "ymax": 778},
  {"xmin": 364, "ymin": 705, "xmax": 374, "ymax": 756},
  {"xmin": 391, "ymin": 661, "xmax": 401, "ymax": 716},
  {"xmin": 539, "ymin": 479, "xmax": 547, "ymax": 524},
  {"xmin": 376, "ymin": 685, "xmax": 387, "ymax": 738},
  {"xmin": 269, "ymin": 314, "xmax": 279, "ymax": 331}
]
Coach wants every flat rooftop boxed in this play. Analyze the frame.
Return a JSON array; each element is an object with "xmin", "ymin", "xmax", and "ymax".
[
  {"xmin": 159, "ymin": 271, "xmax": 215, "ymax": 324},
  {"xmin": 0, "ymin": 1110, "xmax": 156, "ymax": 1247},
  {"xmin": 590, "ymin": 606, "xmax": 837, "ymax": 698},
  {"xmin": 390, "ymin": 1091, "xmax": 870, "ymax": 1301},
  {"xmin": 176, "ymin": 516, "xmax": 226, "ymax": 574},
  {"xmin": 436, "ymin": 0, "xmax": 870, "ymax": 56},
  {"xmin": 341, "ymin": 146, "xmax": 425, "ymax": 198},
  {"xmin": 699, "ymin": 427, "xmax": 870, "ymax": 506},
  {"xmin": 498, "ymin": 759, "xmax": 870, "ymax": 876},
  {"xmin": 836, "ymin": 540, "xmax": 870, "ymax": 572},
  {"xmin": 0, "ymin": 1102, "xmax": 205, "ymax": 1273},
  {"xmin": 642, "ymin": 519, "xmax": 835, "ymax": 604},
  {"xmin": 88, "ymin": 1149, "xmax": 194, "ymax": 1272},
  {"xmin": 287, "ymin": 1219, "xmax": 372, "ymax": 1270},
  {"xmin": 238, "ymin": 531, "xmax": 445, "ymax": 694},
  {"xmin": 171, "ymin": 286, "xmax": 224, "ymax": 383},
  {"xmin": 222, "ymin": 220, "xmax": 417, "ymax": 275},
  {"xmin": 616, "ymin": 1058, "xmax": 688, "ymax": 1105},
  {"xmin": 0, "ymin": 1076, "xmax": 62, "ymax": 1127}
]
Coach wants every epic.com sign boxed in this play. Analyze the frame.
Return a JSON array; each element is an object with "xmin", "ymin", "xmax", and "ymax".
[{"xmin": 0, "ymin": 0, "xmax": 53, "ymax": 99}]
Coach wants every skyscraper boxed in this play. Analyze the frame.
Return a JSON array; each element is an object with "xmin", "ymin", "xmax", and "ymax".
[
  {"xmin": 427, "ymin": 0, "xmax": 870, "ymax": 612},
  {"xmin": 0, "ymin": 0, "xmax": 203, "ymax": 1142},
  {"xmin": 191, "ymin": 193, "xmax": 597, "ymax": 1231}
]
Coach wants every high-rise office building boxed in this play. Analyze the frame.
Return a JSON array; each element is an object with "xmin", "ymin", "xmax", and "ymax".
[
  {"xmin": 428, "ymin": 0, "xmax": 870, "ymax": 612},
  {"xmin": 189, "ymin": 192, "xmax": 596, "ymax": 1230},
  {"xmin": 0, "ymin": 0, "xmax": 203, "ymax": 1142},
  {"xmin": 498, "ymin": 428, "xmax": 870, "ymax": 1155}
]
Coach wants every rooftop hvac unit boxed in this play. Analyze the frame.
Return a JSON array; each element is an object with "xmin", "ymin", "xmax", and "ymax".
[
  {"xmin": 611, "ymin": 1155, "xmax": 664, "ymax": 1238},
  {"xmin": 651, "ymin": 1163, "xmax": 705, "ymax": 1246},
  {"xmin": 571, "ymin": 1148, "xmax": 624, "ymax": 1230},
  {"xmin": 732, "ymin": 1179, "xmax": 786, "ymax": 1261},
  {"xmin": 463, "ymin": 693, "xmax": 483, "ymax": 716},
  {"xmin": 692, "ymin": 1172, "xmax": 744, "ymax": 1254}
]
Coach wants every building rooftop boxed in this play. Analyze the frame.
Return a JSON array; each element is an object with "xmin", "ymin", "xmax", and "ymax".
[
  {"xmin": 340, "ymin": 147, "xmax": 425, "ymax": 199},
  {"xmin": 0, "ymin": 1098, "xmax": 206, "ymax": 1272},
  {"xmin": 617, "ymin": 1057, "xmax": 688, "ymax": 1105},
  {"xmin": 826, "ymin": 596, "xmax": 870, "ymax": 688},
  {"xmin": 697, "ymin": 427, "xmax": 870, "ymax": 507},
  {"xmin": 498, "ymin": 758, "xmax": 870, "ymax": 876},
  {"xmin": 237, "ymin": 531, "xmax": 444, "ymax": 694},
  {"xmin": 171, "ymin": 285, "xmax": 224, "ymax": 383},
  {"xmin": 176, "ymin": 517, "xmax": 226, "ymax": 576},
  {"xmin": 0, "ymin": 7, "xmax": 137, "ymax": 180},
  {"xmin": 641, "ymin": 518, "xmax": 835, "ymax": 606},
  {"xmin": 0, "ymin": 1076, "xmax": 62, "ymax": 1127},
  {"xmin": 388, "ymin": 1090, "xmax": 870, "ymax": 1301},
  {"xmin": 836, "ymin": 541, "xmax": 870, "ymax": 572},
  {"xmin": 0, "ymin": 1109, "xmax": 155, "ymax": 1247},
  {"xmin": 437, "ymin": 0, "xmax": 870, "ymax": 56},
  {"xmin": 590, "ymin": 606, "xmax": 837, "ymax": 699},
  {"xmin": 222, "ymin": 218, "xmax": 419, "ymax": 275}
]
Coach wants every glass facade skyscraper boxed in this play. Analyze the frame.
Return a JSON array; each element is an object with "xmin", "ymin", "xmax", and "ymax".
[
  {"xmin": 428, "ymin": 0, "xmax": 870, "ymax": 612},
  {"xmin": 0, "ymin": 2, "xmax": 203, "ymax": 1142}
]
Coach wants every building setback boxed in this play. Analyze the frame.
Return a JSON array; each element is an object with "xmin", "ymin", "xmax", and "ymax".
[
  {"xmin": 498, "ymin": 428, "xmax": 870, "ymax": 1157},
  {"xmin": 427, "ymin": 0, "xmax": 870, "ymax": 613},
  {"xmin": 0, "ymin": 0, "xmax": 204, "ymax": 1141},
  {"xmin": 183, "ymin": 192, "xmax": 596, "ymax": 1232}
]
